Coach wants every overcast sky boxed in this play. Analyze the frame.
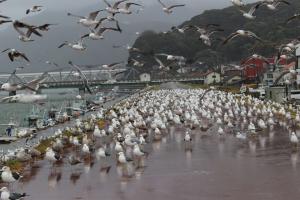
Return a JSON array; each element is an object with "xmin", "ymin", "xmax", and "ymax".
[{"xmin": 0, "ymin": 0, "xmax": 258, "ymax": 73}]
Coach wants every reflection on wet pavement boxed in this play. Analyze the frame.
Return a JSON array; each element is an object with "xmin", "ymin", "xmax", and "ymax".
[{"xmin": 5, "ymin": 124, "xmax": 299, "ymax": 200}]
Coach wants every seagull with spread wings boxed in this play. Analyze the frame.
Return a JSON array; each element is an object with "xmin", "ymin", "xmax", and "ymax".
[
  {"xmin": 1, "ymin": 48, "xmax": 30, "ymax": 62},
  {"xmin": 222, "ymin": 30, "xmax": 263, "ymax": 45},
  {"xmin": 68, "ymin": 61, "xmax": 93, "ymax": 94},
  {"xmin": 81, "ymin": 21, "xmax": 122, "ymax": 40},
  {"xmin": 286, "ymin": 13, "xmax": 300, "ymax": 24},
  {"xmin": 102, "ymin": 62, "xmax": 123, "ymax": 68},
  {"xmin": 157, "ymin": 0, "xmax": 185, "ymax": 14},
  {"xmin": 154, "ymin": 56, "xmax": 174, "ymax": 71},
  {"xmin": 103, "ymin": 0, "xmax": 128, "ymax": 19},
  {"xmin": 13, "ymin": 20, "xmax": 42, "ymax": 42},
  {"xmin": 262, "ymin": 0, "xmax": 290, "ymax": 10},
  {"xmin": 26, "ymin": 5, "xmax": 43, "ymax": 14},
  {"xmin": 67, "ymin": 10, "xmax": 104, "ymax": 27},
  {"xmin": 238, "ymin": 2, "xmax": 263, "ymax": 19},
  {"xmin": 58, "ymin": 38, "xmax": 87, "ymax": 51},
  {"xmin": 118, "ymin": 2, "xmax": 142, "ymax": 14}
]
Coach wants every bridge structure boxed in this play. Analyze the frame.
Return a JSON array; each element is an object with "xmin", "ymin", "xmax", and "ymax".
[{"xmin": 0, "ymin": 68, "xmax": 205, "ymax": 94}]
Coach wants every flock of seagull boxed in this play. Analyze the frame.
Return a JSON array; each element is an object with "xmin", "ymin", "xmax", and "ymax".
[
  {"xmin": 0, "ymin": 0, "xmax": 300, "ymax": 198},
  {"xmin": 0, "ymin": 87, "xmax": 299, "ymax": 199},
  {"xmin": 0, "ymin": 0, "xmax": 299, "ymax": 91}
]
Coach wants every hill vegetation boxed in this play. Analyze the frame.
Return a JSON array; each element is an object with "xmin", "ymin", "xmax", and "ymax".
[{"xmin": 128, "ymin": 0, "xmax": 300, "ymax": 75}]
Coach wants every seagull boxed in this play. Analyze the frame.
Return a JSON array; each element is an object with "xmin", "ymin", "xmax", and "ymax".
[
  {"xmin": 45, "ymin": 61, "xmax": 59, "ymax": 67},
  {"xmin": 198, "ymin": 28, "xmax": 224, "ymax": 46},
  {"xmin": 231, "ymin": 0, "xmax": 245, "ymax": 7},
  {"xmin": 0, "ymin": 166, "xmax": 22, "ymax": 183},
  {"xmin": 244, "ymin": 54, "xmax": 270, "ymax": 65},
  {"xmin": 222, "ymin": 30, "xmax": 263, "ymax": 45},
  {"xmin": 81, "ymin": 21, "xmax": 122, "ymax": 40},
  {"xmin": 1, "ymin": 48, "xmax": 30, "ymax": 62},
  {"xmin": 286, "ymin": 14, "xmax": 300, "ymax": 24},
  {"xmin": 101, "ymin": 62, "xmax": 123, "ymax": 68},
  {"xmin": 0, "ymin": 187, "xmax": 28, "ymax": 200},
  {"xmin": 128, "ymin": 58, "xmax": 144, "ymax": 67},
  {"xmin": 188, "ymin": 24, "xmax": 221, "ymax": 35},
  {"xmin": 103, "ymin": 0, "xmax": 128, "ymax": 17},
  {"xmin": 184, "ymin": 131, "xmax": 192, "ymax": 141},
  {"xmin": 0, "ymin": 17, "xmax": 12, "ymax": 26},
  {"xmin": 0, "ymin": 94, "xmax": 47, "ymax": 103},
  {"xmin": 155, "ymin": 53, "xmax": 185, "ymax": 62},
  {"xmin": 45, "ymin": 147, "xmax": 61, "ymax": 163},
  {"xmin": 68, "ymin": 61, "xmax": 93, "ymax": 94},
  {"xmin": 13, "ymin": 20, "xmax": 42, "ymax": 42},
  {"xmin": 36, "ymin": 23, "xmax": 57, "ymax": 31},
  {"xmin": 26, "ymin": 5, "xmax": 43, "ymax": 14},
  {"xmin": 118, "ymin": 2, "xmax": 142, "ymax": 14},
  {"xmin": 67, "ymin": 10, "xmax": 104, "ymax": 27},
  {"xmin": 58, "ymin": 39, "xmax": 86, "ymax": 51},
  {"xmin": 154, "ymin": 56, "xmax": 174, "ymax": 70},
  {"xmin": 171, "ymin": 25, "xmax": 193, "ymax": 34},
  {"xmin": 262, "ymin": 0, "xmax": 290, "ymax": 10},
  {"xmin": 238, "ymin": 2, "xmax": 263, "ymax": 19},
  {"xmin": 290, "ymin": 132, "xmax": 299, "ymax": 145},
  {"xmin": 157, "ymin": 0, "xmax": 185, "ymax": 14}
]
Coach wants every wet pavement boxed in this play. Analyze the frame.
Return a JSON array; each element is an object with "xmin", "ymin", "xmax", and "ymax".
[{"xmin": 5, "ymin": 124, "xmax": 300, "ymax": 200}]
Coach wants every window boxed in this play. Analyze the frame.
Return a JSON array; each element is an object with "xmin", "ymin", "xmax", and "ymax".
[{"xmin": 267, "ymin": 74, "xmax": 273, "ymax": 78}]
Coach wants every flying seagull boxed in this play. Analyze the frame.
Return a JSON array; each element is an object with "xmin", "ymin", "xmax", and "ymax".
[
  {"xmin": 238, "ymin": 2, "xmax": 263, "ymax": 19},
  {"xmin": 128, "ymin": 58, "xmax": 144, "ymax": 67},
  {"xmin": 171, "ymin": 25, "xmax": 194, "ymax": 34},
  {"xmin": 157, "ymin": 0, "xmax": 185, "ymax": 14},
  {"xmin": 45, "ymin": 61, "xmax": 59, "ymax": 67},
  {"xmin": 103, "ymin": 0, "xmax": 128, "ymax": 17},
  {"xmin": 81, "ymin": 21, "xmax": 122, "ymax": 40},
  {"xmin": 67, "ymin": 10, "xmax": 104, "ymax": 27},
  {"xmin": 68, "ymin": 61, "xmax": 93, "ymax": 94},
  {"xmin": 244, "ymin": 54, "xmax": 270, "ymax": 65},
  {"xmin": 13, "ymin": 20, "xmax": 42, "ymax": 42},
  {"xmin": 1, "ymin": 48, "xmax": 30, "ymax": 62},
  {"xmin": 222, "ymin": 30, "xmax": 263, "ymax": 45},
  {"xmin": 231, "ymin": 0, "xmax": 245, "ymax": 7},
  {"xmin": 0, "ymin": 18, "xmax": 12, "ymax": 26},
  {"xmin": 286, "ymin": 14, "xmax": 300, "ymax": 24},
  {"xmin": 58, "ymin": 39, "xmax": 87, "ymax": 51},
  {"xmin": 102, "ymin": 62, "xmax": 123, "ymax": 68},
  {"xmin": 262, "ymin": 0, "xmax": 290, "ymax": 10},
  {"xmin": 118, "ymin": 2, "xmax": 142, "ymax": 14},
  {"xmin": 37, "ymin": 23, "xmax": 57, "ymax": 31},
  {"xmin": 154, "ymin": 56, "xmax": 174, "ymax": 70},
  {"xmin": 199, "ymin": 28, "xmax": 224, "ymax": 46},
  {"xmin": 26, "ymin": 5, "xmax": 43, "ymax": 14}
]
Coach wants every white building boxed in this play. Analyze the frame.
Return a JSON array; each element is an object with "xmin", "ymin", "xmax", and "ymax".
[
  {"xmin": 202, "ymin": 72, "xmax": 221, "ymax": 85},
  {"xmin": 139, "ymin": 73, "xmax": 151, "ymax": 82}
]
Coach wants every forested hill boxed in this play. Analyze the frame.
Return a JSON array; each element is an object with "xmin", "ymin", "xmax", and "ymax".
[{"xmin": 129, "ymin": 0, "xmax": 300, "ymax": 71}]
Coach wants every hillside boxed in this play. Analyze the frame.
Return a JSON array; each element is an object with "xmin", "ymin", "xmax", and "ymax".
[{"xmin": 129, "ymin": 0, "xmax": 300, "ymax": 75}]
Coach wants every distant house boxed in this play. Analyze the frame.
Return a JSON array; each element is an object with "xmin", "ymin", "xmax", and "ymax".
[
  {"xmin": 139, "ymin": 73, "xmax": 151, "ymax": 82},
  {"xmin": 201, "ymin": 71, "xmax": 221, "ymax": 85},
  {"xmin": 241, "ymin": 57, "xmax": 288, "ymax": 81}
]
